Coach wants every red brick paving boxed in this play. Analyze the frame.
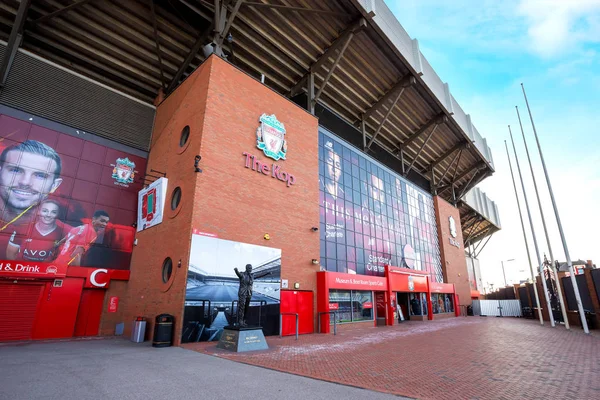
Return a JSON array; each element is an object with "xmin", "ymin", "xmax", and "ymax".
[{"xmin": 184, "ymin": 317, "xmax": 600, "ymax": 400}]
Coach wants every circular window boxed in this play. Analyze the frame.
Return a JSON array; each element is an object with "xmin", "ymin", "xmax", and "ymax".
[
  {"xmin": 171, "ymin": 187, "xmax": 182, "ymax": 210},
  {"xmin": 162, "ymin": 258, "xmax": 173, "ymax": 283},
  {"xmin": 180, "ymin": 126, "xmax": 190, "ymax": 147}
]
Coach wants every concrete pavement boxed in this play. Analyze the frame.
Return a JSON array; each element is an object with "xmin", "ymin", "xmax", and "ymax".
[{"xmin": 0, "ymin": 338, "xmax": 404, "ymax": 400}]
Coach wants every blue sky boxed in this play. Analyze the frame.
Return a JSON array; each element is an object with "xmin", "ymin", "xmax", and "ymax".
[{"xmin": 385, "ymin": 0, "xmax": 600, "ymax": 289}]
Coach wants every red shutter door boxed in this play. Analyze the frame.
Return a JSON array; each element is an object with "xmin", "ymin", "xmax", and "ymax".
[{"xmin": 0, "ymin": 282, "xmax": 44, "ymax": 341}]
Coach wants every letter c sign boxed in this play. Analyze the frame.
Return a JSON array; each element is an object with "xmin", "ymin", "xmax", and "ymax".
[{"xmin": 90, "ymin": 269, "xmax": 109, "ymax": 287}]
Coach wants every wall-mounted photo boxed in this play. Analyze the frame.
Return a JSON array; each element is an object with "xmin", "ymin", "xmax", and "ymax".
[{"xmin": 182, "ymin": 234, "xmax": 281, "ymax": 343}]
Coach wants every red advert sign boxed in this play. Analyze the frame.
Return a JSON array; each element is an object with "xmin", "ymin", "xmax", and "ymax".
[
  {"xmin": 329, "ymin": 303, "xmax": 339, "ymax": 310},
  {"xmin": 108, "ymin": 296, "xmax": 119, "ymax": 313},
  {"xmin": 363, "ymin": 302, "xmax": 373, "ymax": 309},
  {"xmin": 327, "ymin": 271, "xmax": 387, "ymax": 291},
  {"xmin": 430, "ymin": 282, "xmax": 455, "ymax": 294},
  {"xmin": 387, "ymin": 269, "xmax": 428, "ymax": 292},
  {"xmin": 0, "ymin": 260, "xmax": 67, "ymax": 279}
]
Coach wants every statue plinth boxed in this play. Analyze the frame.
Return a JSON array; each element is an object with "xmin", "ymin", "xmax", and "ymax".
[{"xmin": 216, "ymin": 326, "xmax": 269, "ymax": 352}]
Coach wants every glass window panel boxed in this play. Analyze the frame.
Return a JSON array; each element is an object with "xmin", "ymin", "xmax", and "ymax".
[{"xmin": 352, "ymin": 290, "xmax": 373, "ymax": 322}]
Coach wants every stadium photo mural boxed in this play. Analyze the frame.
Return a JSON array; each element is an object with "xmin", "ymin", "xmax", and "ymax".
[
  {"xmin": 319, "ymin": 129, "xmax": 443, "ymax": 282},
  {"xmin": 182, "ymin": 234, "xmax": 281, "ymax": 343},
  {"xmin": 0, "ymin": 114, "xmax": 145, "ymax": 271}
]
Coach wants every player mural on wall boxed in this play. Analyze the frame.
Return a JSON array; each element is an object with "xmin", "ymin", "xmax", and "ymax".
[{"xmin": 0, "ymin": 118, "xmax": 146, "ymax": 271}]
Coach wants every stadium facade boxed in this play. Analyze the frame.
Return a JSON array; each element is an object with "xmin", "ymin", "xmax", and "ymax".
[{"xmin": 0, "ymin": 0, "xmax": 500, "ymax": 343}]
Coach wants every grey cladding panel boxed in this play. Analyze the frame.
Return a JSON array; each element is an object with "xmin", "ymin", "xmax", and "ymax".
[{"xmin": 0, "ymin": 44, "xmax": 154, "ymax": 151}]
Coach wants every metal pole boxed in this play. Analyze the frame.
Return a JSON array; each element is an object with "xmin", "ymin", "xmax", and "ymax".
[
  {"xmin": 501, "ymin": 261, "xmax": 507, "ymax": 287},
  {"xmin": 504, "ymin": 139, "xmax": 544, "ymax": 324},
  {"xmin": 521, "ymin": 83, "xmax": 589, "ymax": 333},
  {"xmin": 509, "ymin": 128, "xmax": 555, "ymax": 327},
  {"xmin": 515, "ymin": 106, "xmax": 570, "ymax": 329}
]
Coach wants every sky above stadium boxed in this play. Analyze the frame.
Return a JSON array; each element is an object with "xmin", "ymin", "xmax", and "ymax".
[{"xmin": 386, "ymin": 0, "xmax": 600, "ymax": 291}]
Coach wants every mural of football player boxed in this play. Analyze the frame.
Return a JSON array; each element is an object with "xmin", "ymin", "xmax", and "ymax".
[
  {"xmin": 55, "ymin": 210, "xmax": 110, "ymax": 267},
  {"xmin": 5, "ymin": 198, "xmax": 67, "ymax": 262},
  {"xmin": 0, "ymin": 140, "xmax": 63, "ymax": 259}
]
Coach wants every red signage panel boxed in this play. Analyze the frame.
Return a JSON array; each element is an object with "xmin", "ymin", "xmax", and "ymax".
[
  {"xmin": 328, "ymin": 303, "xmax": 339, "ymax": 310},
  {"xmin": 387, "ymin": 269, "xmax": 428, "ymax": 292},
  {"xmin": 430, "ymin": 282, "xmax": 455, "ymax": 294},
  {"xmin": 0, "ymin": 260, "xmax": 67, "ymax": 279},
  {"xmin": 108, "ymin": 296, "xmax": 119, "ymax": 313},
  {"xmin": 326, "ymin": 271, "xmax": 387, "ymax": 291},
  {"xmin": 363, "ymin": 302, "xmax": 373, "ymax": 309}
]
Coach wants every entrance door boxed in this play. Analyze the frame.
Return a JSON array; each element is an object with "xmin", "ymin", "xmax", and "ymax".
[
  {"xmin": 280, "ymin": 290, "xmax": 313, "ymax": 336},
  {"xmin": 74, "ymin": 289, "xmax": 105, "ymax": 336},
  {"xmin": 0, "ymin": 282, "xmax": 44, "ymax": 341}
]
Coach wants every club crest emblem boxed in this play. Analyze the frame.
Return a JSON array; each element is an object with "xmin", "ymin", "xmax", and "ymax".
[
  {"xmin": 408, "ymin": 275, "xmax": 415, "ymax": 291},
  {"xmin": 256, "ymin": 114, "xmax": 287, "ymax": 161},
  {"xmin": 449, "ymin": 216, "xmax": 457, "ymax": 238},
  {"xmin": 46, "ymin": 265, "xmax": 58, "ymax": 274},
  {"xmin": 111, "ymin": 157, "xmax": 136, "ymax": 186}
]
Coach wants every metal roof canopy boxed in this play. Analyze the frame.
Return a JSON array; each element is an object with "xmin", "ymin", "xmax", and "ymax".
[{"xmin": 0, "ymin": 0, "xmax": 495, "ymax": 207}]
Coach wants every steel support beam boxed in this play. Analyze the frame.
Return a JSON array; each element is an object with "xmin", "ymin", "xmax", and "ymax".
[
  {"xmin": 307, "ymin": 72, "xmax": 315, "ymax": 114},
  {"xmin": 436, "ymin": 148, "xmax": 462, "ymax": 187},
  {"xmin": 242, "ymin": 2, "xmax": 350, "ymax": 17},
  {"xmin": 361, "ymin": 117, "xmax": 367, "ymax": 150},
  {"xmin": 474, "ymin": 233, "xmax": 494, "ymax": 258},
  {"xmin": 0, "ymin": 0, "xmax": 32, "ymax": 87},
  {"xmin": 429, "ymin": 141, "xmax": 469, "ymax": 170},
  {"xmin": 166, "ymin": 22, "xmax": 214, "ymax": 93},
  {"xmin": 365, "ymin": 85, "xmax": 407, "ymax": 150},
  {"xmin": 288, "ymin": 18, "xmax": 366, "ymax": 97},
  {"xmin": 313, "ymin": 30, "xmax": 354, "ymax": 105},
  {"xmin": 148, "ymin": 0, "xmax": 166, "ymax": 91},
  {"xmin": 361, "ymin": 75, "xmax": 415, "ymax": 122},
  {"xmin": 464, "ymin": 219, "xmax": 484, "ymax": 246},
  {"xmin": 403, "ymin": 123, "xmax": 439, "ymax": 177},
  {"xmin": 214, "ymin": 0, "xmax": 244, "ymax": 49},
  {"xmin": 457, "ymin": 169, "xmax": 489, "ymax": 202},
  {"xmin": 31, "ymin": 0, "xmax": 95, "ymax": 25},
  {"xmin": 399, "ymin": 113, "xmax": 446, "ymax": 149}
]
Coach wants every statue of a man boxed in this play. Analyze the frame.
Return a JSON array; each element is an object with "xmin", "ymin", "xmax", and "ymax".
[{"xmin": 234, "ymin": 264, "xmax": 270, "ymax": 327}]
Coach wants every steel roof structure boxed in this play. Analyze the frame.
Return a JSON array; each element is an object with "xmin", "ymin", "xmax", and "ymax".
[{"xmin": 0, "ymin": 0, "xmax": 501, "ymax": 241}]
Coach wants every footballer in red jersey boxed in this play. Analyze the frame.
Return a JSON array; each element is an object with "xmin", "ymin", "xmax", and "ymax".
[
  {"xmin": 55, "ymin": 210, "xmax": 110, "ymax": 267},
  {"xmin": 6, "ymin": 199, "xmax": 68, "ymax": 262}
]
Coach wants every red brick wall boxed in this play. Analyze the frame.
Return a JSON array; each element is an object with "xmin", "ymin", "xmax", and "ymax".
[
  {"xmin": 433, "ymin": 196, "xmax": 471, "ymax": 306},
  {"xmin": 119, "ymin": 55, "xmax": 319, "ymax": 344}
]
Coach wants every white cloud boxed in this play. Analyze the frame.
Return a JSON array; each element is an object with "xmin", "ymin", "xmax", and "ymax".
[{"xmin": 517, "ymin": 0, "xmax": 600, "ymax": 57}]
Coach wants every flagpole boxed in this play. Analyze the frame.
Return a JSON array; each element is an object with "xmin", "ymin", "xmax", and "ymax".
[
  {"xmin": 509, "ymin": 127, "xmax": 555, "ymax": 326},
  {"xmin": 521, "ymin": 83, "xmax": 589, "ymax": 334},
  {"xmin": 504, "ymin": 138, "xmax": 543, "ymax": 324},
  {"xmin": 516, "ymin": 106, "xmax": 569, "ymax": 329}
]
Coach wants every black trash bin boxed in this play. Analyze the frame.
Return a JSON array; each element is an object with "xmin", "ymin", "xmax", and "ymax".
[{"xmin": 152, "ymin": 314, "xmax": 174, "ymax": 348}]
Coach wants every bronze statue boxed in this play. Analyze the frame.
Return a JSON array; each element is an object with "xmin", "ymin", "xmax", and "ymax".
[{"xmin": 234, "ymin": 264, "xmax": 270, "ymax": 327}]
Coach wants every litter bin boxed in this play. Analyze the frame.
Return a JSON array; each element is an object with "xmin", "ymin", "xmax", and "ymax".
[
  {"xmin": 152, "ymin": 314, "xmax": 174, "ymax": 348},
  {"xmin": 131, "ymin": 317, "xmax": 146, "ymax": 343}
]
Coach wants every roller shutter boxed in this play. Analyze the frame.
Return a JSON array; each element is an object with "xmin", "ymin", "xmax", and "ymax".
[{"xmin": 0, "ymin": 282, "xmax": 44, "ymax": 341}]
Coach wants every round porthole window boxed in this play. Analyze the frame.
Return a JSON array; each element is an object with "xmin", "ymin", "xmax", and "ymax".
[
  {"xmin": 180, "ymin": 126, "xmax": 190, "ymax": 147},
  {"xmin": 171, "ymin": 187, "xmax": 182, "ymax": 211},
  {"xmin": 162, "ymin": 257, "xmax": 173, "ymax": 283}
]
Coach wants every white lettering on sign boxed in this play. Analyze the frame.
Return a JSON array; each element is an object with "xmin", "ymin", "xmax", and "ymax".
[
  {"xmin": 334, "ymin": 277, "xmax": 383, "ymax": 287},
  {"xmin": 449, "ymin": 237, "xmax": 461, "ymax": 248},
  {"xmin": 90, "ymin": 269, "xmax": 108, "ymax": 287},
  {"xmin": 0, "ymin": 262, "xmax": 41, "ymax": 273}
]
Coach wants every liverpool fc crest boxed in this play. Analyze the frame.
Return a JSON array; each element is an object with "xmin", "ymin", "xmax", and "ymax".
[
  {"xmin": 449, "ymin": 216, "xmax": 457, "ymax": 238},
  {"xmin": 111, "ymin": 157, "xmax": 136, "ymax": 186},
  {"xmin": 256, "ymin": 114, "xmax": 287, "ymax": 161}
]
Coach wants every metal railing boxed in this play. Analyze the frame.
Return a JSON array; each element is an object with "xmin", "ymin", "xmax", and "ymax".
[
  {"xmin": 279, "ymin": 313, "xmax": 299, "ymax": 340},
  {"xmin": 318, "ymin": 311, "xmax": 338, "ymax": 335}
]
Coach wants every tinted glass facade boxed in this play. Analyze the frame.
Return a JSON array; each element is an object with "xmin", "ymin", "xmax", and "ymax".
[{"xmin": 319, "ymin": 128, "xmax": 443, "ymax": 282}]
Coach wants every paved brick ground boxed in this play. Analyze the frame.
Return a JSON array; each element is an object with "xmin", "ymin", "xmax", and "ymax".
[{"xmin": 184, "ymin": 317, "xmax": 600, "ymax": 400}]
